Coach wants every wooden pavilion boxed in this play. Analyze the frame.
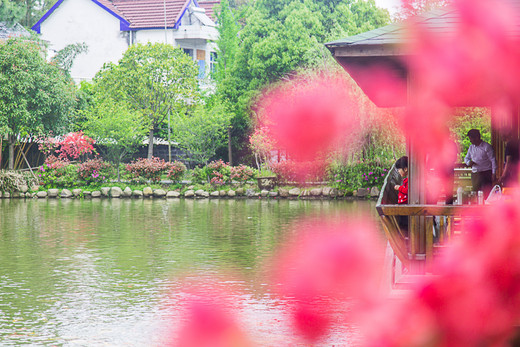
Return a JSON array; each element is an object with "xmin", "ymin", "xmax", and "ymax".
[{"xmin": 325, "ymin": 4, "xmax": 520, "ymax": 276}]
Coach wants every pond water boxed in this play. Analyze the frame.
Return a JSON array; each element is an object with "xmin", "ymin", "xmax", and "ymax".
[{"xmin": 0, "ymin": 198, "xmax": 377, "ymax": 346}]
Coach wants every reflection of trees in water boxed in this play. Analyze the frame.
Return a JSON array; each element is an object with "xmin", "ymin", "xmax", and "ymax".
[{"xmin": 0, "ymin": 199, "xmax": 372, "ymax": 343}]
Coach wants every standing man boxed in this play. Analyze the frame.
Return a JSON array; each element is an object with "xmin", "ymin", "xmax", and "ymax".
[{"xmin": 464, "ymin": 129, "xmax": 496, "ymax": 197}]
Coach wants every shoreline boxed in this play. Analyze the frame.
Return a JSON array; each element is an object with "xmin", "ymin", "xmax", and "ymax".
[{"xmin": 0, "ymin": 186, "xmax": 380, "ymax": 200}]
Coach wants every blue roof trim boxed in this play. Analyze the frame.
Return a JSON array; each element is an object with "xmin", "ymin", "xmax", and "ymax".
[
  {"xmin": 31, "ymin": 0, "xmax": 65, "ymax": 33},
  {"xmin": 174, "ymin": 0, "xmax": 195, "ymax": 29},
  {"xmin": 30, "ymin": 0, "xmax": 130, "ymax": 34}
]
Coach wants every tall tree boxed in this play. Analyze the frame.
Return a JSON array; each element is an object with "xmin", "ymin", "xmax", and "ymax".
[
  {"xmin": 0, "ymin": 38, "xmax": 76, "ymax": 169},
  {"xmin": 94, "ymin": 43, "xmax": 199, "ymax": 158},
  {"xmin": 216, "ymin": 0, "xmax": 390, "ymax": 164},
  {"xmin": 80, "ymin": 82, "xmax": 150, "ymax": 181},
  {"xmin": 214, "ymin": 0, "xmax": 239, "ymax": 164},
  {"xmin": 173, "ymin": 100, "xmax": 231, "ymax": 165}
]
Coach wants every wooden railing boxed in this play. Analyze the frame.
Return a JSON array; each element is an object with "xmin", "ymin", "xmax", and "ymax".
[{"xmin": 376, "ymin": 204, "xmax": 482, "ymax": 273}]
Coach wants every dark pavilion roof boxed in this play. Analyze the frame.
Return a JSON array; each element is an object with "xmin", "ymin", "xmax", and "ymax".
[
  {"xmin": 325, "ymin": 1, "xmax": 520, "ymax": 107},
  {"xmin": 326, "ymin": 0, "xmax": 520, "ymax": 56},
  {"xmin": 326, "ymin": 8, "xmax": 455, "ymax": 49}
]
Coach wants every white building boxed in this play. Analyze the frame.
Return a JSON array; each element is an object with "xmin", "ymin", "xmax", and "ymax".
[{"xmin": 31, "ymin": 0, "xmax": 219, "ymax": 83}]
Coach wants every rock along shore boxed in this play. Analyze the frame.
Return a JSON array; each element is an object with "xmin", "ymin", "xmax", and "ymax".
[{"xmin": 0, "ymin": 186, "xmax": 381, "ymax": 200}]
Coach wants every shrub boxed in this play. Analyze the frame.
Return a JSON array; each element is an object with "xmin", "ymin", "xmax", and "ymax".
[
  {"xmin": 206, "ymin": 159, "xmax": 231, "ymax": 186},
  {"xmin": 37, "ymin": 156, "xmax": 71, "ymax": 188},
  {"xmin": 77, "ymin": 158, "xmax": 111, "ymax": 184},
  {"xmin": 166, "ymin": 161, "xmax": 187, "ymax": 182},
  {"xmin": 230, "ymin": 164, "xmax": 255, "ymax": 185},
  {"xmin": 125, "ymin": 157, "xmax": 170, "ymax": 183},
  {"xmin": 210, "ymin": 171, "xmax": 226, "ymax": 187},
  {"xmin": 189, "ymin": 166, "xmax": 207, "ymax": 184},
  {"xmin": 328, "ymin": 159, "xmax": 392, "ymax": 190}
]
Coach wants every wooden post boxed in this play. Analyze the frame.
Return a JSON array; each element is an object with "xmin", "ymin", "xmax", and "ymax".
[{"xmin": 407, "ymin": 74, "xmax": 427, "ymax": 274}]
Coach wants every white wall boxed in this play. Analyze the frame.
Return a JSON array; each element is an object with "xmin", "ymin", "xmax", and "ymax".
[
  {"xmin": 39, "ymin": 0, "xmax": 129, "ymax": 83},
  {"xmin": 135, "ymin": 29, "xmax": 176, "ymax": 45}
]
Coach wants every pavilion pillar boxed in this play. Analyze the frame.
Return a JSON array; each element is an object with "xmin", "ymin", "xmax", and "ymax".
[{"xmin": 407, "ymin": 75, "xmax": 427, "ymax": 273}]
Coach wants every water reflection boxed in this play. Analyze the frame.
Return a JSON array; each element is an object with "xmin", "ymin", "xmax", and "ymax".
[{"xmin": 0, "ymin": 198, "xmax": 375, "ymax": 345}]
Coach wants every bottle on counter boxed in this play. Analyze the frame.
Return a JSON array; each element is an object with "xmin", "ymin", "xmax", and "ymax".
[{"xmin": 456, "ymin": 187, "xmax": 464, "ymax": 205}]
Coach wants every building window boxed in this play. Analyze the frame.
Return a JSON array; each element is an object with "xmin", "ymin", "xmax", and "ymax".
[
  {"xmin": 210, "ymin": 52, "xmax": 217, "ymax": 74},
  {"xmin": 183, "ymin": 48, "xmax": 194, "ymax": 59}
]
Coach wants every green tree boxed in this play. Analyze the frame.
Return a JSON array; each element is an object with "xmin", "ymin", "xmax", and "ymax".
[
  {"xmin": 0, "ymin": 38, "xmax": 76, "ymax": 169},
  {"xmin": 0, "ymin": 0, "xmax": 25, "ymax": 25},
  {"xmin": 449, "ymin": 107, "xmax": 491, "ymax": 162},
  {"xmin": 217, "ymin": 0, "xmax": 390, "ymax": 164},
  {"xmin": 80, "ymin": 82, "xmax": 150, "ymax": 181},
  {"xmin": 173, "ymin": 100, "xmax": 231, "ymax": 165},
  {"xmin": 214, "ymin": 0, "xmax": 240, "ymax": 164},
  {"xmin": 94, "ymin": 42, "xmax": 199, "ymax": 159}
]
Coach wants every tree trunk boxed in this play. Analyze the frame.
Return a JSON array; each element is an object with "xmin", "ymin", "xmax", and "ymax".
[
  {"xmin": 147, "ymin": 128, "xmax": 154, "ymax": 159},
  {"xmin": 8, "ymin": 135, "xmax": 15, "ymax": 170},
  {"xmin": 228, "ymin": 127, "xmax": 233, "ymax": 165}
]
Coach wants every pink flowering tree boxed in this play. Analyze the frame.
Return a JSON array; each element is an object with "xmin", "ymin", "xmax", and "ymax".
[
  {"xmin": 57, "ymin": 131, "xmax": 96, "ymax": 161},
  {"xmin": 38, "ymin": 131, "xmax": 96, "ymax": 162}
]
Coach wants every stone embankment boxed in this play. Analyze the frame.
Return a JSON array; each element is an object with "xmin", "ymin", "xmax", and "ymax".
[{"xmin": 0, "ymin": 186, "xmax": 381, "ymax": 199}]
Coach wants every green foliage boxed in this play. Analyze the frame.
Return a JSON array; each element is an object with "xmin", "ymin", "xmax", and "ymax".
[
  {"xmin": 215, "ymin": 0, "xmax": 390, "ymax": 162},
  {"xmin": 50, "ymin": 42, "xmax": 88, "ymax": 72},
  {"xmin": 0, "ymin": 0, "xmax": 25, "ymax": 25},
  {"xmin": 449, "ymin": 108, "xmax": 491, "ymax": 162},
  {"xmin": 0, "ymin": 39, "xmax": 76, "ymax": 135},
  {"xmin": 95, "ymin": 42, "xmax": 199, "ymax": 158},
  {"xmin": 189, "ymin": 166, "xmax": 208, "ymax": 185},
  {"xmin": 173, "ymin": 100, "xmax": 231, "ymax": 165},
  {"xmin": 0, "ymin": 38, "xmax": 76, "ymax": 168},
  {"xmin": 37, "ymin": 158, "xmax": 80, "ymax": 188},
  {"xmin": 81, "ymin": 82, "xmax": 149, "ymax": 168},
  {"xmin": 328, "ymin": 158, "xmax": 392, "ymax": 190},
  {"xmin": 0, "ymin": 170, "xmax": 35, "ymax": 193}
]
